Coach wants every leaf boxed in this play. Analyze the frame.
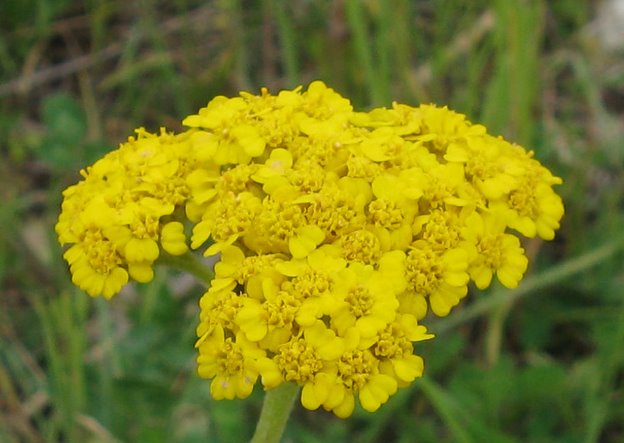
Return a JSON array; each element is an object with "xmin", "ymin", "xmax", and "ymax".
[{"xmin": 419, "ymin": 377, "xmax": 516, "ymax": 443}]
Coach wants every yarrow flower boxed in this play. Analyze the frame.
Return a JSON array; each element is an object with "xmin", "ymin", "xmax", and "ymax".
[{"xmin": 56, "ymin": 81, "xmax": 564, "ymax": 417}]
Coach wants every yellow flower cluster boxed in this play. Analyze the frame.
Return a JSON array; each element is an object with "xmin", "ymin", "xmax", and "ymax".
[
  {"xmin": 56, "ymin": 128, "xmax": 197, "ymax": 297},
  {"xmin": 56, "ymin": 81, "xmax": 564, "ymax": 417}
]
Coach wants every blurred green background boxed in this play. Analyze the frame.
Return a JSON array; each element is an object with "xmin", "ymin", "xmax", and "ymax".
[{"xmin": 1, "ymin": 0, "xmax": 624, "ymax": 442}]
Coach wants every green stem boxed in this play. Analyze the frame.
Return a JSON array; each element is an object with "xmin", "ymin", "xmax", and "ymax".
[
  {"xmin": 484, "ymin": 296, "xmax": 513, "ymax": 366},
  {"xmin": 250, "ymin": 383, "xmax": 300, "ymax": 443},
  {"xmin": 345, "ymin": 0, "xmax": 384, "ymax": 104},
  {"xmin": 155, "ymin": 251, "xmax": 214, "ymax": 286},
  {"xmin": 273, "ymin": 0, "xmax": 299, "ymax": 86}
]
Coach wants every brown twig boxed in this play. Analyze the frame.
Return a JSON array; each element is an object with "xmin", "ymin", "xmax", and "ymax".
[{"xmin": 0, "ymin": 5, "xmax": 214, "ymax": 98}]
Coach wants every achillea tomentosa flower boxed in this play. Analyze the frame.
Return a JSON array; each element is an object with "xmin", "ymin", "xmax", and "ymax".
[{"xmin": 56, "ymin": 81, "xmax": 564, "ymax": 417}]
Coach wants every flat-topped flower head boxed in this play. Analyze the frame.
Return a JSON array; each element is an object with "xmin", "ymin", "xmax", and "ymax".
[{"xmin": 57, "ymin": 81, "xmax": 563, "ymax": 418}]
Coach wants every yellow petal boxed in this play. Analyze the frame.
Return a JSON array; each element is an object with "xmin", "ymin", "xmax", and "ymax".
[{"xmin": 301, "ymin": 383, "xmax": 322, "ymax": 410}]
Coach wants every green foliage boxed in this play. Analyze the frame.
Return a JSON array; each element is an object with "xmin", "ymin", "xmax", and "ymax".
[
  {"xmin": 39, "ymin": 93, "xmax": 88, "ymax": 168},
  {"xmin": 1, "ymin": 0, "xmax": 624, "ymax": 442}
]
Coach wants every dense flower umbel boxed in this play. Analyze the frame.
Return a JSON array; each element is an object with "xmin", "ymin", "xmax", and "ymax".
[{"xmin": 56, "ymin": 81, "xmax": 564, "ymax": 416}]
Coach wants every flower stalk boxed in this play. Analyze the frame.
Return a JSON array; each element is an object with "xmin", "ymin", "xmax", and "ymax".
[
  {"xmin": 156, "ymin": 251, "xmax": 214, "ymax": 286},
  {"xmin": 250, "ymin": 383, "xmax": 300, "ymax": 443}
]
